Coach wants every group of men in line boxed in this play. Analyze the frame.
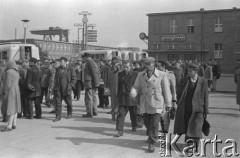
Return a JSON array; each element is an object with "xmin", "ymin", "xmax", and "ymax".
[{"xmin": 0, "ymin": 54, "xmax": 218, "ymax": 153}]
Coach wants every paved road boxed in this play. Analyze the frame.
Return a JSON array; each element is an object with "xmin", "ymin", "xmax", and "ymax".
[{"xmin": 0, "ymin": 92, "xmax": 239, "ymax": 158}]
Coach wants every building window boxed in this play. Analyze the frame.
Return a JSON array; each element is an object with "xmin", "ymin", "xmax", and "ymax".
[
  {"xmin": 170, "ymin": 19, "xmax": 177, "ymax": 33},
  {"xmin": 214, "ymin": 43, "xmax": 223, "ymax": 59},
  {"xmin": 187, "ymin": 19, "xmax": 194, "ymax": 33},
  {"xmin": 214, "ymin": 18, "xmax": 223, "ymax": 32},
  {"xmin": 186, "ymin": 43, "xmax": 195, "ymax": 50},
  {"xmin": 168, "ymin": 44, "xmax": 178, "ymax": 50},
  {"xmin": 168, "ymin": 54, "xmax": 179, "ymax": 61}
]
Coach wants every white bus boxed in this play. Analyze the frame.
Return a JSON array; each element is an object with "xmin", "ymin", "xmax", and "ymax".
[
  {"xmin": 0, "ymin": 42, "xmax": 40, "ymax": 63},
  {"xmin": 80, "ymin": 49, "xmax": 121, "ymax": 61},
  {"xmin": 120, "ymin": 50, "xmax": 148, "ymax": 61}
]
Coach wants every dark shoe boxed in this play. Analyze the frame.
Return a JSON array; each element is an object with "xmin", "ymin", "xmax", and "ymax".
[
  {"xmin": 82, "ymin": 113, "xmax": 93, "ymax": 118},
  {"xmin": 97, "ymin": 105, "xmax": 104, "ymax": 108},
  {"xmin": 114, "ymin": 131, "xmax": 123, "ymax": 137},
  {"xmin": 27, "ymin": 116, "xmax": 33, "ymax": 120},
  {"xmin": 1, "ymin": 127, "xmax": 12, "ymax": 132},
  {"xmin": 107, "ymin": 110, "xmax": 112, "ymax": 114},
  {"xmin": 12, "ymin": 125, "xmax": 16, "ymax": 129},
  {"xmin": 66, "ymin": 115, "xmax": 72, "ymax": 119},
  {"xmin": 53, "ymin": 117, "xmax": 61, "ymax": 122},
  {"xmin": 148, "ymin": 143, "xmax": 155, "ymax": 153},
  {"xmin": 34, "ymin": 116, "xmax": 42, "ymax": 119},
  {"xmin": 49, "ymin": 110, "xmax": 56, "ymax": 113},
  {"xmin": 93, "ymin": 112, "xmax": 98, "ymax": 116},
  {"xmin": 17, "ymin": 113, "xmax": 22, "ymax": 118},
  {"xmin": 136, "ymin": 124, "xmax": 143, "ymax": 129},
  {"xmin": 2, "ymin": 119, "xmax": 7, "ymax": 122},
  {"xmin": 132, "ymin": 127, "xmax": 136, "ymax": 132}
]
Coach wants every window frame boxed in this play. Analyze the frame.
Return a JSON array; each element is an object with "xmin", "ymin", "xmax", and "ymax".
[
  {"xmin": 170, "ymin": 19, "xmax": 177, "ymax": 33},
  {"xmin": 214, "ymin": 17, "xmax": 223, "ymax": 33},
  {"xmin": 187, "ymin": 19, "xmax": 195, "ymax": 33}
]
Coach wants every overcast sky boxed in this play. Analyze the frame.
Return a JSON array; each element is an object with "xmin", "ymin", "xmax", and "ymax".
[{"xmin": 0, "ymin": 0, "xmax": 239, "ymax": 50}]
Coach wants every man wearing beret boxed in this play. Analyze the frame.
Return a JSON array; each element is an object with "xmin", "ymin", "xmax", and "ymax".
[
  {"xmin": 26, "ymin": 57, "xmax": 42, "ymax": 119},
  {"xmin": 131, "ymin": 57, "xmax": 172, "ymax": 152},
  {"xmin": 53, "ymin": 57, "xmax": 76, "ymax": 122},
  {"xmin": 82, "ymin": 53, "xmax": 100, "ymax": 118},
  {"xmin": 174, "ymin": 63, "xmax": 209, "ymax": 153}
]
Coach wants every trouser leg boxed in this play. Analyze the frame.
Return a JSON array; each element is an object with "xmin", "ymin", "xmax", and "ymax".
[
  {"xmin": 160, "ymin": 112, "xmax": 170, "ymax": 133},
  {"xmin": 116, "ymin": 106, "xmax": 128, "ymax": 131},
  {"xmin": 129, "ymin": 106, "xmax": 137, "ymax": 128},
  {"xmin": 34, "ymin": 97, "xmax": 41, "ymax": 117},
  {"xmin": 76, "ymin": 80, "xmax": 81, "ymax": 100},
  {"xmin": 28, "ymin": 99, "xmax": 33, "ymax": 118},
  {"xmin": 85, "ymin": 88, "xmax": 93, "ymax": 114},
  {"xmin": 98, "ymin": 87, "xmax": 104, "ymax": 107},
  {"xmin": 64, "ymin": 95, "xmax": 72, "ymax": 115},
  {"xmin": 92, "ymin": 89, "xmax": 97, "ymax": 113},
  {"xmin": 145, "ymin": 113, "xmax": 161, "ymax": 145},
  {"xmin": 55, "ymin": 92, "xmax": 63, "ymax": 118},
  {"xmin": 143, "ymin": 113, "xmax": 151, "ymax": 136}
]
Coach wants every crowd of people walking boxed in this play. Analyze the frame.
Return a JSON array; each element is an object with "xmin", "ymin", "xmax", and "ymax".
[{"xmin": 0, "ymin": 55, "xmax": 221, "ymax": 152}]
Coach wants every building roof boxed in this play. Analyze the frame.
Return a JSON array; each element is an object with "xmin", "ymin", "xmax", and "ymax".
[{"xmin": 147, "ymin": 7, "xmax": 239, "ymax": 16}]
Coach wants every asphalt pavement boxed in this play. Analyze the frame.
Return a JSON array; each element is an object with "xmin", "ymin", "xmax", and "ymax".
[{"xmin": 0, "ymin": 92, "xmax": 239, "ymax": 158}]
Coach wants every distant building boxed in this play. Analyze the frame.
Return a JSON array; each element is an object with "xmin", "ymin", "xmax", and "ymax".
[
  {"xmin": 0, "ymin": 38, "xmax": 118, "ymax": 60},
  {"xmin": 144, "ymin": 7, "xmax": 240, "ymax": 73}
]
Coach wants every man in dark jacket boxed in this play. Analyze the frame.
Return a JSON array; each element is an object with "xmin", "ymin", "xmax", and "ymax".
[
  {"xmin": 40, "ymin": 59, "xmax": 51, "ymax": 107},
  {"xmin": 26, "ymin": 58, "xmax": 42, "ymax": 119},
  {"xmin": 53, "ymin": 57, "xmax": 76, "ymax": 122},
  {"xmin": 82, "ymin": 53, "xmax": 100, "ymax": 118},
  {"xmin": 114, "ymin": 61, "xmax": 138, "ymax": 137}
]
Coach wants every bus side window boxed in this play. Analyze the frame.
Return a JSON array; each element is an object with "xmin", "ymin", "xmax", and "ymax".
[
  {"xmin": 25, "ymin": 47, "xmax": 32, "ymax": 60},
  {"xmin": 2, "ymin": 51, "xmax": 8, "ymax": 60}
]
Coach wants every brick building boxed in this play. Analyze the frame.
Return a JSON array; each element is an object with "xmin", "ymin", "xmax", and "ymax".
[{"xmin": 144, "ymin": 7, "xmax": 240, "ymax": 73}]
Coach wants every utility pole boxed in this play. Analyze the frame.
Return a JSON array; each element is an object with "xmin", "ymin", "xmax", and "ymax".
[
  {"xmin": 21, "ymin": 19, "xmax": 30, "ymax": 44},
  {"xmin": 79, "ymin": 11, "xmax": 92, "ymax": 50},
  {"xmin": 74, "ymin": 23, "xmax": 83, "ymax": 52}
]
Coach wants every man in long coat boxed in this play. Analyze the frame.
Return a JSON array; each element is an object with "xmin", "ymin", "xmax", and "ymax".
[
  {"xmin": 26, "ymin": 58, "xmax": 42, "ymax": 119},
  {"xmin": 174, "ymin": 63, "xmax": 209, "ymax": 152},
  {"xmin": 82, "ymin": 53, "xmax": 100, "ymax": 118},
  {"xmin": 53, "ymin": 57, "xmax": 76, "ymax": 122}
]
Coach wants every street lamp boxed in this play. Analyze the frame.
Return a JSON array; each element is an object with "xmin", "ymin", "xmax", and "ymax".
[{"xmin": 21, "ymin": 19, "xmax": 30, "ymax": 44}]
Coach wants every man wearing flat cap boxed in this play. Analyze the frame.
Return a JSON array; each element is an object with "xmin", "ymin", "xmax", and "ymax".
[
  {"xmin": 26, "ymin": 57, "xmax": 42, "ymax": 119},
  {"xmin": 53, "ymin": 57, "xmax": 76, "ymax": 122},
  {"xmin": 130, "ymin": 57, "xmax": 172, "ymax": 152},
  {"xmin": 81, "ymin": 53, "xmax": 100, "ymax": 118},
  {"xmin": 174, "ymin": 63, "xmax": 209, "ymax": 153}
]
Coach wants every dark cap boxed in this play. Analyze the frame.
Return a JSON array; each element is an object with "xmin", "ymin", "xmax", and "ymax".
[
  {"xmin": 187, "ymin": 63, "xmax": 199, "ymax": 70},
  {"xmin": 29, "ymin": 57, "xmax": 38, "ymax": 63},
  {"xmin": 143, "ymin": 57, "xmax": 155, "ymax": 63},
  {"xmin": 60, "ymin": 57, "xmax": 68, "ymax": 62},
  {"xmin": 82, "ymin": 53, "xmax": 91, "ymax": 58}
]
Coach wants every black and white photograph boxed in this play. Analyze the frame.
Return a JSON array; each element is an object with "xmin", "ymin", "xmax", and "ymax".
[{"xmin": 0, "ymin": 0, "xmax": 240, "ymax": 157}]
